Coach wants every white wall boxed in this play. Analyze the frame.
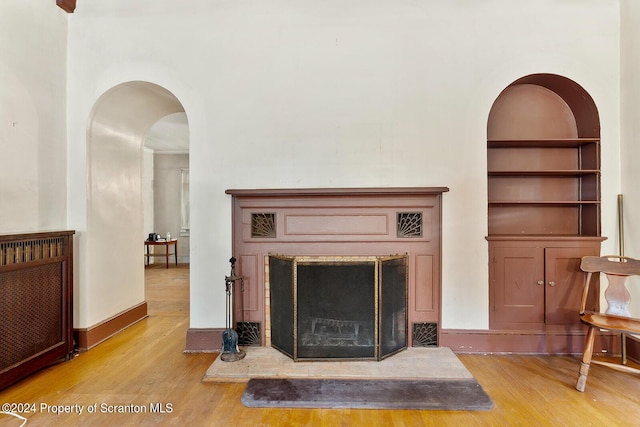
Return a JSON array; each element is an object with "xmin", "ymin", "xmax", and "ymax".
[
  {"xmin": 621, "ymin": 0, "xmax": 640, "ymax": 257},
  {"xmin": 154, "ymin": 153, "xmax": 190, "ymax": 262},
  {"xmin": 0, "ymin": 1, "xmax": 68, "ymax": 231},
  {"xmin": 66, "ymin": 0, "xmax": 622, "ymax": 332},
  {"xmin": 143, "ymin": 148, "xmax": 155, "ymax": 242},
  {"xmin": 621, "ymin": 0, "xmax": 640, "ymax": 313}
]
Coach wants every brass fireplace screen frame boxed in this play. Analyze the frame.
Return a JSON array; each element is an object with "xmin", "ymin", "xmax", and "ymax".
[{"xmin": 268, "ymin": 254, "xmax": 408, "ymax": 362}]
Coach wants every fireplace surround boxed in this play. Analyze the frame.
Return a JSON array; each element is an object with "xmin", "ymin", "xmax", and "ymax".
[{"xmin": 226, "ymin": 187, "xmax": 448, "ymax": 350}]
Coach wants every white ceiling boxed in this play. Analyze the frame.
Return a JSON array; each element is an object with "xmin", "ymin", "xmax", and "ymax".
[{"xmin": 144, "ymin": 112, "xmax": 189, "ymax": 153}]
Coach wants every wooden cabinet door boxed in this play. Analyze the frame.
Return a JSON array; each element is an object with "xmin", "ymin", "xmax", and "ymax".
[
  {"xmin": 491, "ymin": 246, "xmax": 544, "ymax": 327},
  {"xmin": 544, "ymin": 246, "xmax": 598, "ymax": 325}
]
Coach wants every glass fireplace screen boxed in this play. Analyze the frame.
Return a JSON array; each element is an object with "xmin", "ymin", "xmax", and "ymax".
[{"xmin": 269, "ymin": 255, "xmax": 408, "ymax": 361}]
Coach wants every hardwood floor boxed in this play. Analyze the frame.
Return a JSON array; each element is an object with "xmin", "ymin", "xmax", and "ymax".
[{"xmin": 2, "ymin": 264, "xmax": 640, "ymax": 426}]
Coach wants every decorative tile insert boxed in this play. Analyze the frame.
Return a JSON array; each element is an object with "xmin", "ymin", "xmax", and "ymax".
[
  {"xmin": 237, "ymin": 322, "xmax": 261, "ymax": 346},
  {"xmin": 251, "ymin": 213, "xmax": 276, "ymax": 238},
  {"xmin": 397, "ymin": 212, "xmax": 423, "ymax": 238},
  {"xmin": 412, "ymin": 322, "xmax": 438, "ymax": 347}
]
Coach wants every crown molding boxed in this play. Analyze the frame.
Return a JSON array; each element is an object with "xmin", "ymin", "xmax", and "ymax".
[{"xmin": 57, "ymin": 0, "xmax": 76, "ymax": 13}]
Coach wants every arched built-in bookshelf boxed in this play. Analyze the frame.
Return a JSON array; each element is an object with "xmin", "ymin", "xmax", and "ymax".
[
  {"xmin": 487, "ymin": 74, "xmax": 600, "ymax": 237},
  {"xmin": 486, "ymin": 74, "xmax": 606, "ymax": 352}
]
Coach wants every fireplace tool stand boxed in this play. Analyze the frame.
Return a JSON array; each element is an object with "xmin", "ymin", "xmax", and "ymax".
[{"xmin": 221, "ymin": 257, "xmax": 246, "ymax": 362}]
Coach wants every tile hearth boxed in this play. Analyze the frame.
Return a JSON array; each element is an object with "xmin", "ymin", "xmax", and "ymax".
[{"xmin": 202, "ymin": 346, "xmax": 473, "ymax": 383}]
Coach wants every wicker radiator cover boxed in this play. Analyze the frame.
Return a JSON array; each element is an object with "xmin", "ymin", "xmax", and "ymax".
[{"xmin": 0, "ymin": 231, "xmax": 74, "ymax": 390}]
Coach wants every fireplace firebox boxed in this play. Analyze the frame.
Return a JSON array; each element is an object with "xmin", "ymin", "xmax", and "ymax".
[{"xmin": 269, "ymin": 255, "xmax": 408, "ymax": 361}]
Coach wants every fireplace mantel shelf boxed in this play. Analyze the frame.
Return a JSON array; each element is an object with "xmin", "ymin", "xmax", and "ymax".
[{"xmin": 226, "ymin": 187, "xmax": 450, "ymax": 198}]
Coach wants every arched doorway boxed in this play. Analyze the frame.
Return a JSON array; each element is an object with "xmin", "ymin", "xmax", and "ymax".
[
  {"xmin": 80, "ymin": 81, "xmax": 187, "ymax": 348},
  {"xmin": 485, "ymin": 73, "xmax": 604, "ymax": 353}
]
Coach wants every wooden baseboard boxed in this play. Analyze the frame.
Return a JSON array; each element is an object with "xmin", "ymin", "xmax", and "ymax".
[
  {"xmin": 441, "ymin": 329, "xmax": 619, "ymax": 355},
  {"xmin": 185, "ymin": 328, "xmax": 225, "ymax": 353},
  {"xmin": 180, "ymin": 327, "xmax": 640, "ymax": 358},
  {"xmin": 182, "ymin": 327, "xmax": 640, "ymax": 357},
  {"xmin": 74, "ymin": 302, "xmax": 148, "ymax": 351}
]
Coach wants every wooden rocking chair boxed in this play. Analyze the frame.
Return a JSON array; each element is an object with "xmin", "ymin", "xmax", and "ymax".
[{"xmin": 576, "ymin": 255, "xmax": 640, "ymax": 392}]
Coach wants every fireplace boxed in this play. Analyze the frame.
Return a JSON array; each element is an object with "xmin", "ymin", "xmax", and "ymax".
[
  {"xmin": 226, "ymin": 187, "xmax": 448, "ymax": 350},
  {"xmin": 269, "ymin": 255, "xmax": 408, "ymax": 361}
]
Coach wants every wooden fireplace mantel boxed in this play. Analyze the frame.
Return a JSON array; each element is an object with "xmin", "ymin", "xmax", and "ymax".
[{"xmin": 224, "ymin": 186, "xmax": 449, "ymax": 350}]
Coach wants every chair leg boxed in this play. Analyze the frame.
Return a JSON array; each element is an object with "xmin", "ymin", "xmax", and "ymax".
[
  {"xmin": 577, "ymin": 362, "xmax": 590, "ymax": 392},
  {"xmin": 576, "ymin": 326, "xmax": 597, "ymax": 392}
]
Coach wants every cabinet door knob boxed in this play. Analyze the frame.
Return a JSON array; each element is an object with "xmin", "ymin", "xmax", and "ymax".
[
  {"xmin": 537, "ymin": 280, "xmax": 544, "ymax": 285},
  {"xmin": 549, "ymin": 281, "xmax": 556, "ymax": 287}
]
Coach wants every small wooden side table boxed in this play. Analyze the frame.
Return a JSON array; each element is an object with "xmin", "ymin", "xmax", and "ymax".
[{"xmin": 145, "ymin": 239, "xmax": 178, "ymax": 268}]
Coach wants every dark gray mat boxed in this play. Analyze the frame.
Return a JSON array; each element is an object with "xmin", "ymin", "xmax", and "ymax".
[{"xmin": 241, "ymin": 378, "xmax": 494, "ymax": 410}]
